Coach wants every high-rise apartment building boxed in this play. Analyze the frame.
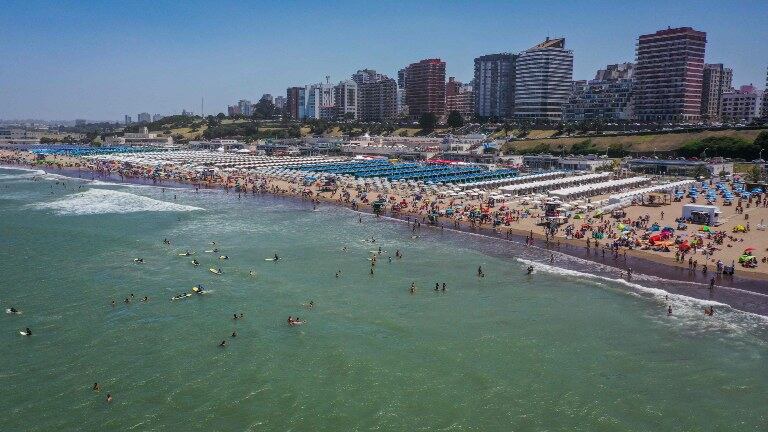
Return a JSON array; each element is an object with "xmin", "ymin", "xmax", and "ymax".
[
  {"xmin": 445, "ymin": 77, "xmax": 475, "ymax": 120},
  {"xmin": 763, "ymin": 66, "xmax": 768, "ymax": 119},
  {"xmin": 562, "ymin": 63, "xmax": 635, "ymax": 122},
  {"xmin": 124, "ymin": 115, "xmax": 132, "ymax": 125},
  {"xmin": 399, "ymin": 59, "xmax": 446, "ymax": 120},
  {"xmin": 238, "ymin": 100, "xmax": 253, "ymax": 117},
  {"xmin": 473, "ymin": 53, "xmax": 517, "ymax": 119},
  {"xmin": 286, "ymin": 87, "xmax": 302, "ymax": 119},
  {"xmin": 274, "ymin": 96, "xmax": 286, "ymax": 111},
  {"xmin": 137, "ymin": 112, "xmax": 151, "ymax": 123},
  {"xmin": 634, "ymin": 27, "xmax": 706, "ymax": 122},
  {"xmin": 514, "ymin": 38, "xmax": 573, "ymax": 121},
  {"xmin": 333, "ymin": 80, "xmax": 358, "ymax": 120},
  {"xmin": 152, "ymin": 114, "xmax": 164, "ymax": 122},
  {"xmin": 720, "ymin": 85, "xmax": 764, "ymax": 123},
  {"xmin": 701, "ymin": 64, "xmax": 733, "ymax": 122},
  {"xmin": 260, "ymin": 94, "xmax": 273, "ymax": 103},
  {"xmin": 353, "ymin": 69, "xmax": 398, "ymax": 122}
]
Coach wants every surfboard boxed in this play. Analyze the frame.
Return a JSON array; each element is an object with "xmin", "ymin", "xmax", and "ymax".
[
  {"xmin": 6, "ymin": 308, "xmax": 21, "ymax": 315},
  {"xmin": 264, "ymin": 258, "xmax": 275, "ymax": 261},
  {"xmin": 19, "ymin": 331, "xmax": 30, "ymax": 336},
  {"xmin": 209, "ymin": 268, "xmax": 222, "ymax": 275},
  {"xmin": 178, "ymin": 252, "xmax": 194, "ymax": 256}
]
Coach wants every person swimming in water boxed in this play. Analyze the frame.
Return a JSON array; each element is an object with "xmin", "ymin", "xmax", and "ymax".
[
  {"xmin": 106, "ymin": 393, "xmax": 113, "ymax": 403},
  {"xmin": 93, "ymin": 383, "xmax": 100, "ymax": 392}
]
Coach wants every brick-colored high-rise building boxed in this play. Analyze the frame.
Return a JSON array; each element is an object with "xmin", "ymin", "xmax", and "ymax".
[
  {"xmin": 399, "ymin": 59, "xmax": 446, "ymax": 121},
  {"xmin": 286, "ymin": 87, "xmax": 302, "ymax": 120},
  {"xmin": 701, "ymin": 64, "xmax": 733, "ymax": 122},
  {"xmin": 634, "ymin": 27, "xmax": 707, "ymax": 122},
  {"xmin": 445, "ymin": 77, "xmax": 474, "ymax": 120}
]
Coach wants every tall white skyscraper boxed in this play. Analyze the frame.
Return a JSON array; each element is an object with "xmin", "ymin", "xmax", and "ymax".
[{"xmin": 514, "ymin": 38, "xmax": 573, "ymax": 121}]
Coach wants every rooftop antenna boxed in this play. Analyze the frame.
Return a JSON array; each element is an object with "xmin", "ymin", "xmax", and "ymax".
[{"xmin": 326, "ymin": 75, "xmax": 330, "ymax": 84}]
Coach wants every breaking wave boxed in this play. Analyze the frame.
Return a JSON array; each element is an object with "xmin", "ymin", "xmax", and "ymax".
[{"xmin": 30, "ymin": 188, "xmax": 204, "ymax": 215}]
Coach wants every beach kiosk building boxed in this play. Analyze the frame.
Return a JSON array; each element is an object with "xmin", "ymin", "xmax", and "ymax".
[{"xmin": 682, "ymin": 204, "xmax": 721, "ymax": 225}]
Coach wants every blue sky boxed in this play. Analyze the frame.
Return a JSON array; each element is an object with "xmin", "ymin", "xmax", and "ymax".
[{"xmin": 1, "ymin": 0, "xmax": 767, "ymax": 121}]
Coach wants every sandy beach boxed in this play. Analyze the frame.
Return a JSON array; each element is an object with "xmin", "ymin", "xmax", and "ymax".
[{"xmin": 3, "ymin": 148, "xmax": 767, "ymax": 287}]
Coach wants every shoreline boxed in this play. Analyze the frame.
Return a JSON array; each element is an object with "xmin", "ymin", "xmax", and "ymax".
[
  {"xmin": 4, "ymin": 159, "xmax": 767, "ymax": 289},
  {"xmin": 4, "ymin": 159, "xmax": 768, "ymax": 317}
]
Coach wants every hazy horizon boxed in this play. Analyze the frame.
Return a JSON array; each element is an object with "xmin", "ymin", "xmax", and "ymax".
[{"xmin": 2, "ymin": 0, "xmax": 767, "ymax": 121}]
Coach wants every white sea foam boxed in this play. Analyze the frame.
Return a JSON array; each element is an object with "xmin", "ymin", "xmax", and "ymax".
[
  {"xmin": 516, "ymin": 257, "xmax": 768, "ymax": 339},
  {"xmin": 30, "ymin": 188, "xmax": 204, "ymax": 215}
]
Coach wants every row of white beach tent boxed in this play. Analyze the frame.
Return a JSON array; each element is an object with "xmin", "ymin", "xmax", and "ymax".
[
  {"xmin": 87, "ymin": 151, "xmax": 345, "ymax": 170},
  {"xmin": 604, "ymin": 180, "xmax": 696, "ymax": 207},
  {"xmin": 457, "ymin": 171, "xmax": 567, "ymax": 190},
  {"xmin": 498, "ymin": 172, "xmax": 611, "ymax": 195},
  {"xmin": 549, "ymin": 176, "xmax": 650, "ymax": 200}
]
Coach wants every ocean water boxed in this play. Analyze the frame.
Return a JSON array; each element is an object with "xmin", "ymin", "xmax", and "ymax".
[{"xmin": 1, "ymin": 166, "xmax": 767, "ymax": 431}]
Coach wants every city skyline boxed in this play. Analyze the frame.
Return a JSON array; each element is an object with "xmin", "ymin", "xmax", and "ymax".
[{"xmin": 1, "ymin": 0, "xmax": 767, "ymax": 121}]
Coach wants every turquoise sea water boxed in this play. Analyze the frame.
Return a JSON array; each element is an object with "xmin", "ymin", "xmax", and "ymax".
[{"xmin": 1, "ymin": 166, "xmax": 767, "ymax": 431}]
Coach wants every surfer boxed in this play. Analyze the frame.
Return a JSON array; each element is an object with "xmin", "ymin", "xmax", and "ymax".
[
  {"xmin": 219, "ymin": 340, "xmax": 227, "ymax": 347},
  {"xmin": 192, "ymin": 259, "xmax": 199, "ymax": 266},
  {"xmin": 134, "ymin": 258, "xmax": 144, "ymax": 264},
  {"xmin": 141, "ymin": 296, "xmax": 148, "ymax": 302},
  {"xmin": 550, "ymin": 253, "xmax": 554, "ymax": 264},
  {"xmin": 667, "ymin": 305, "xmax": 673, "ymax": 315},
  {"xmin": 442, "ymin": 283, "xmax": 446, "ymax": 292},
  {"xmin": 106, "ymin": 394, "xmax": 113, "ymax": 403},
  {"xmin": 709, "ymin": 277, "xmax": 715, "ymax": 290},
  {"xmin": 409, "ymin": 282, "xmax": 416, "ymax": 294},
  {"xmin": 274, "ymin": 253, "xmax": 280, "ymax": 261},
  {"xmin": 8, "ymin": 307, "xmax": 20, "ymax": 314},
  {"xmin": 233, "ymin": 313, "xmax": 239, "ymax": 320},
  {"xmin": 249, "ymin": 270, "xmax": 256, "ymax": 277},
  {"xmin": 626, "ymin": 268, "xmax": 632, "ymax": 280},
  {"xmin": 93, "ymin": 383, "xmax": 100, "ymax": 392},
  {"xmin": 111, "ymin": 300, "xmax": 115, "ymax": 307},
  {"xmin": 220, "ymin": 255, "xmax": 229, "ymax": 260},
  {"xmin": 526, "ymin": 265, "xmax": 534, "ymax": 275},
  {"xmin": 477, "ymin": 265, "xmax": 483, "ymax": 277},
  {"xmin": 22, "ymin": 327, "xmax": 32, "ymax": 336},
  {"xmin": 435, "ymin": 283, "xmax": 440, "ymax": 291},
  {"xmin": 231, "ymin": 330, "xmax": 237, "ymax": 338}
]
